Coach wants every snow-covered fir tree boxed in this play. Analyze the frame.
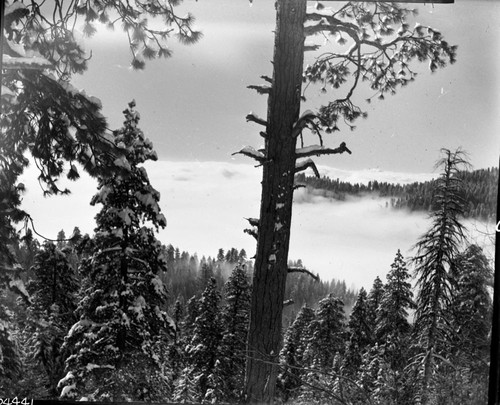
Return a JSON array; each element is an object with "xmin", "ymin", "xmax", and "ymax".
[
  {"xmin": 376, "ymin": 250, "xmax": 414, "ymax": 343},
  {"xmin": 279, "ymin": 305, "xmax": 315, "ymax": 402},
  {"xmin": 450, "ymin": 244, "xmax": 492, "ymax": 371},
  {"xmin": 185, "ymin": 277, "xmax": 222, "ymax": 401},
  {"xmin": 304, "ymin": 294, "xmax": 346, "ymax": 370},
  {"xmin": 60, "ymin": 102, "xmax": 172, "ymax": 401},
  {"xmin": 205, "ymin": 265, "xmax": 251, "ymax": 403},
  {"xmin": 373, "ymin": 250, "xmax": 416, "ymax": 404},
  {"xmin": 344, "ymin": 287, "xmax": 373, "ymax": 376},
  {"xmin": 367, "ymin": 276, "xmax": 384, "ymax": 335}
]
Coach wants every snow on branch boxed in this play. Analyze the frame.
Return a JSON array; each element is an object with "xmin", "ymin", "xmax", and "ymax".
[
  {"xmin": 288, "ymin": 266, "xmax": 320, "ymax": 281},
  {"xmin": 3, "ymin": 54, "xmax": 53, "ymax": 70},
  {"xmin": 295, "ymin": 158, "xmax": 320, "ymax": 178},
  {"xmin": 246, "ymin": 112, "xmax": 267, "ymax": 127},
  {"xmin": 296, "ymin": 142, "xmax": 352, "ymax": 158},
  {"xmin": 232, "ymin": 146, "xmax": 266, "ymax": 163},
  {"xmin": 283, "ymin": 299, "xmax": 295, "ymax": 307}
]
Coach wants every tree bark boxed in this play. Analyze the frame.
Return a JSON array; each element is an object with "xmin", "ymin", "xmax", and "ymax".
[{"xmin": 244, "ymin": 0, "xmax": 306, "ymax": 402}]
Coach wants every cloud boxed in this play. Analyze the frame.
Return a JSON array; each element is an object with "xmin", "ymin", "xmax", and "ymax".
[{"xmin": 18, "ymin": 160, "xmax": 494, "ymax": 290}]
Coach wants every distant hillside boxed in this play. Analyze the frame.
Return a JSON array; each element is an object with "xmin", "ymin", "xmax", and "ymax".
[{"xmin": 296, "ymin": 167, "xmax": 498, "ymax": 221}]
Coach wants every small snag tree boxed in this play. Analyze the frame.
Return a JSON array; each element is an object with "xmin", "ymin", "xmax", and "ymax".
[{"xmin": 236, "ymin": 1, "xmax": 456, "ymax": 402}]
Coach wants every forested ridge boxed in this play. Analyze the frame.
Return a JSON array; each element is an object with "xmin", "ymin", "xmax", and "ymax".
[{"xmin": 296, "ymin": 167, "xmax": 498, "ymax": 221}]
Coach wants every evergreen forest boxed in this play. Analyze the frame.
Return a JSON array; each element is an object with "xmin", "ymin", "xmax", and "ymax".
[
  {"xmin": 0, "ymin": 108, "xmax": 494, "ymax": 404},
  {"xmin": 296, "ymin": 167, "xmax": 498, "ymax": 221}
]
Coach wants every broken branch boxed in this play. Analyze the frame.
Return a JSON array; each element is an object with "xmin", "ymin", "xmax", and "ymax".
[
  {"xmin": 295, "ymin": 158, "xmax": 320, "ymax": 178},
  {"xmin": 246, "ymin": 113, "xmax": 268, "ymax": 127}
]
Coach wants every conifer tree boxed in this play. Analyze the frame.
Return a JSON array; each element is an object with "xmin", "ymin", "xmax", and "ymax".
[
  {"xmin": 411, "ymin": 148, "xmax": 470, "ymax": 404},
  {"xmin": 376, "ymin": 250, "xmax": 414, "ymax": 343},
  {"xmin": 375, "ymin": 250, "xmax": 416, "ymax": 404},
  {"xmin": 451, "ymin": 244, "xmax": 492, "ymax": 376},
  {"xmin": 304, "ymin": 294, "xmax": 346, "ymax": 370},
  {"xmin": 185, "ymin": 278, "xmax": 221, "ymax": 401},
  {"xmin": 344, "ymin": 288, "xmax": 372, "ymax": 376},
  {"xmin": 61, "ymin": 102, "xmax": 172, "ymax": 401},
  {"xmin": 279, "ymin": 305, "xmax": 315, "ymax": 402},
  {"xmin": 23, "ymin": 241, "xmax": 80, "ymax": 397},
  {"xmin": 206, "ymin": 265, "xmax": 251, "ymax": 403},
  {"xmin": 368, "ymin": 277, "xmax": 384, "ymax": 317}
]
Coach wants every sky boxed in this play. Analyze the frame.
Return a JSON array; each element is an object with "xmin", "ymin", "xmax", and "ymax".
[{"xmin": 19, "ymin": 0, "xmax": 499, "ymax": 290}]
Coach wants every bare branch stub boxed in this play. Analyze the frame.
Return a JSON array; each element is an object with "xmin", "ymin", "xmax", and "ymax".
[
  {"xmin": 246, "ymin": 113, "xmax": 268, "ymax": 127},
  {"xmin": 245, "ymin": 217, "xmax": 260, "ymax": 228},
  {"xmin": 244, "ymin": 228, "xmax": 258, "ymax": 240},
  {"xmin": 248, "ymin": 84, "xmax": 271, "ymax": 95}
]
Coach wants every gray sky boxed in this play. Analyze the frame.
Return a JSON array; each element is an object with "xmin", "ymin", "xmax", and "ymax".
[{"xmin": 71, "ymin": 0, "xmax": 500, "ymax": 173}]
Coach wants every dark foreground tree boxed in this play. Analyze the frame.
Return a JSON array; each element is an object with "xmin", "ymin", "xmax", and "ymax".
[
  {"xmin": 22, "ymin": 241, "xmax": 80, "ymax": 397},
  {"xmin": 237, "ymin": 1, "xmax": 456, "ymax": 401},
  {"xmin": 411, "ymin": 148, "xmax": 470, "ymax": 404}
]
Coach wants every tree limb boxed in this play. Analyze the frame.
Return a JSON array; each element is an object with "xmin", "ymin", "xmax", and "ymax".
[
  {"xmin": 288, "ymin": 266, "xmax": 320, "ymax": 281},
  {"xmin": 246, "ymin": 113, "xmax": 267, "ymax": 127},
  {"xmin": 245, "ymin": 217, "xmax": 260, "ymax": 227},
  {"xmin": 296, "ymin": 142, "xmax": 352, "ymax": 159},
  {"xmin": 248, "ymin": 84, "xmax": 271, "ymax": 95},
  {"xmin": 232, "ymin": 146, "xmax": 266, "ymax": 163},
  {"xmin": 244, "ymin": 228, "xmax": 258, "ymax": 240},
  {"xmin": 295, "ymin": 158, "xmax": 320, "ymax": 178}
]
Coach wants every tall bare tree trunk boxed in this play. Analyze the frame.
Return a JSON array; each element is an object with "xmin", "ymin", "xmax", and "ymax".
[{"xmin": 244, "ymin": 0, "xmax": 306, "ymax": 402}]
